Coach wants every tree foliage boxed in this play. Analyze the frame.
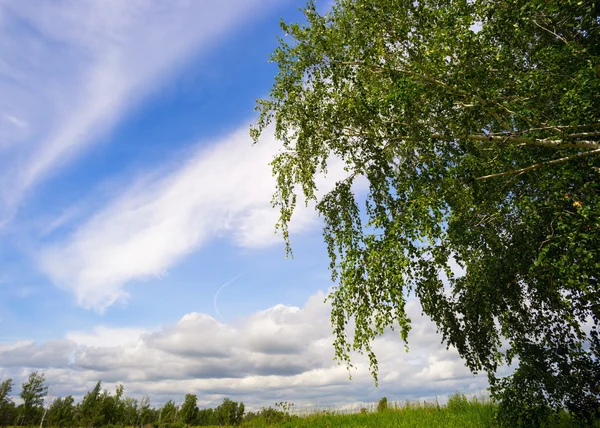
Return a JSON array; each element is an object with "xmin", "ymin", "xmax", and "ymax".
[
  {"xmin": 215, "ymin": 398, "xmax": 245, "ymax": 427},
  {"xmin": 46, "ymin": 396, "xmax": 75, "ymax": 428},
  {"xmin": 0, "ymin": 379, "xmax": 12, "ymax": 410},
  {"xmin": 138, "ymin": 396, "xmax": 154, "ymax": 427},
  {"xmin": 19, "ymin": 371, "xmax": 48, "ymax": 425},
  {"xmin": 79, "ymin": 381, "xmax": 105, "ymax": 428},
  {"xmin": 195, "ymin": 407, "xmax": 216, "ymax": 427},
  {"xmin": 0, "ymin": 379, "xmax": 15, "ymax": 427},
  {"xmin": 20, "ymin": 371, "xmax": 48, "ymax": 409},
  {"xmin": 252, "ymin": 0, "xmax": 600, "ymax": 425},
  {"xmin": 121, "ymin": 397, "xmax": 139, "ymax": 427},
  {"xmin": 0, "ymin": 373, "xmax": 249, "ymax": 427},
  {"xmin": 76, "ymin": 382, "xmax": 136, "ymax": 428},
  {"xmin": 179, "ymin": 394, "xmax": 198, "ymax": 426},
  {"xmin": 159, "ymin": 400, "xmax": 178, "ymax": 425}
]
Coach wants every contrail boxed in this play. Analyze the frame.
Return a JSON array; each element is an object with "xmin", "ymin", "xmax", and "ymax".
[{"xmin": 213, "ymin": 273, "xmax": 244, "ymax": 322}]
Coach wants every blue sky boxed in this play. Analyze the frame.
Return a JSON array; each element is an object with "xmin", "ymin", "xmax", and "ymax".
[{"xmin": 0, "ymin": 0, "xmax": 490, "ymax": 410}]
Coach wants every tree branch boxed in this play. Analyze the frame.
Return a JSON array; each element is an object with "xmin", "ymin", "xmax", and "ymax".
[
  {"xmin": 331, "ymin": 125, "xmax": 600, "ymax": 151},
  {"xmin": 437, "ymin": 133, "xmax": 600, "ymax": 150},
  {"xmin": 563, "ymin": 131, "xmax": 600, "ymax": 139},
  {"xmin": 521, "ymin": 123, "xmax": 600, "ymax": 133},
  {"xmin": 475, "ymin": 147, "xmax": 600, "ymax": 180}
]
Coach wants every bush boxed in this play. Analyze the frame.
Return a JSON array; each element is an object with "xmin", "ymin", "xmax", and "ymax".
[
  {"xmin": 446, "ymin": 393, "xmax": 469, "ymax": 412},
  {"xmin": 243, "ymin": 403, "xmax": 300, "ymax": 426},
  {"xmin": 377, "ymin": 397, "xmax": 388, "ymax": 413},
  {"xmin": 244, "ymin": 407, "xmax": 286, "ymax": 425}
]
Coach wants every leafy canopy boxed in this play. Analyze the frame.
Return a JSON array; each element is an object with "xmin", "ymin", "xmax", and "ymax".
[
  {"xmin": 19, "ymin": 371, "xmax": 48, "ymax": 425},
  {"xmin": 252, "ymin": 0, "xmax": 600, "ymax": 424},
  {"xmin": 0, "ymin": 379, "xmax": 12, "ymax": 407},
  {"xmin": 20, "ymin": 371, "xmax": 48, "ymax": 409},
  {"xmin": 179, "ymin": 393, "xmax": 198, "ymax": 425}
]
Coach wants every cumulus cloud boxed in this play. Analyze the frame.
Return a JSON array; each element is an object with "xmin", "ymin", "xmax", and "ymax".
[
  {"xmin": 0, "ymin": 0, "xmax": 276, "ymax": 212},
  {"xmin": 0, "ymin": 291, "xmax": 489, "ymax": 410},
  {"xmin": 0, "ymin": 339, "xmax": 76, "ymax": 368},
  {"xmin": 39, "ymin": 126, "xmax": 357, "ymax": 311},
  {"xmin": 66, "ymin": 326, "xmax": 150, "ymax": 348}
]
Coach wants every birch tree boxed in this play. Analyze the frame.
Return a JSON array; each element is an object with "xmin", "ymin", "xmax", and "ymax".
[{"xmin": 253, "ymin": 0, "xmax": 600, "ymax": 425}]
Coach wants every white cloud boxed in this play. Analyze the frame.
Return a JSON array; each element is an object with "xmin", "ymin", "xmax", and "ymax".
[
  {"xmin": 0, "ymin": 339, "xmax": 76, "ymax": 368},
  {"xmin": 39, "ymin": 126, "xmax": 356, "ymax": 312},
  {"xmin": 416, "ymin": 356, "xmax": 460, "ymax": 381},
  {"xmin": 66, "ymin": 326, "xmax": 150, "ymax": 348},
  {"xmin": 0, "ymin": 0, "xmax": 277, "ymax": 209},
  {"xmin": 0, "ymin": 291, "xmax": 488, "ymax": 409}
]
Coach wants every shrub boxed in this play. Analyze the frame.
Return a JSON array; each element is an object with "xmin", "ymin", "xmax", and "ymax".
[{"xmin": 446, "ymin": 393, "xmax": 469, "ymax": 413}]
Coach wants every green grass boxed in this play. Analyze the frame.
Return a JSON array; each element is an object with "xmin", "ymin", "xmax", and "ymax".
[
  {"xmin": 243, "ymin": 407, "xmax": 492, "ymax": 427},
  {"xmin": 243, "ymin": 395, "xmax": 494, "ymax": 427},
  {"xmin": 239, "ymin": 394, "xmax": 600, "ymax": 427}
]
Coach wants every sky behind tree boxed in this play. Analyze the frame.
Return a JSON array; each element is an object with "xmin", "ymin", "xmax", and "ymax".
[{"xmin": 0, "ymin": 0, "xmax": 491, "ymax": 409}]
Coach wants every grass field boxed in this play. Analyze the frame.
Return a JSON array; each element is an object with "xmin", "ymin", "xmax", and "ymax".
[
  {"xmin": 243, "ymin": 401, "xmax": 494, "ymax": 427},
  {"xmin": 239, "ymin": 394, "xmax": 599, "ymax": 427}
]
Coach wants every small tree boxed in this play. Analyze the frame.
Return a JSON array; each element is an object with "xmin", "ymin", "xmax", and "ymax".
[
  {"xmin": 19, "ymin": 372, "xmax": 48, "ymax": 425},
  {"xmin": 137, "ymin": 396, "xmax": 152, "ymax": 427},
  {"xmin": 215, "ymin": 398, "xmax": 244, "ymax": 426},
  {"xmin": 107, "ymin": 384, "xmax": 125, "ymax": 426},
  {"xmin": 0, "ymin": 380, "xmax": 11, "ymax": 407},
  {"xmin": 39, "ymin": 387, "xmax": 55, "ymax": 428},
  {"xmin": 47, "ymin": 396, "xmax": 75, "ymax": 428},
  {"xmin": 377, "ymin": 397, "xmax": 388, "ymax": 413},
  {"xmin": 179, "ymin": 394, "xmax": 197, "ymax": 426},
  {"xmin": 0, "ymin": 379, "xmax": 15, "ymax": 427},
  {"xmin": 79, "ymin": 381, "xmax": 104, "ymax": 428},
  {"xmin": 121, "ymin": 397, "xmax": 138, "ymax": 427},
  {"xmin": 159, "ymin": 400, "xmax": 178, "ymax": 424}
]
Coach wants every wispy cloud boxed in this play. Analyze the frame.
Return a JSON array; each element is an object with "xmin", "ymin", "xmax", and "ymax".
[
  {"xmin": 3, "ymin": 115, "xmax": 28, "ymax": 129},
  {"xmin": 39, "ymin": 126, "xmax": 355, "ymax": 312},
  {"xmin": 0, "ymin": 0, "xmax": 275, "ymax": 212}
]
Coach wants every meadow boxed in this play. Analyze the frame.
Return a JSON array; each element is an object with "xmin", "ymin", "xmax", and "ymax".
[{"xmin": 238, "ymin": 394, "xmax": 599, "ymax": 428}]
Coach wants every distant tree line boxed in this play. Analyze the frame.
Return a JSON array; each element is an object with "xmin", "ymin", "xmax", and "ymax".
[{"xmin": 0, "ymin": 371, "xmax": 291, "ymax": 427}]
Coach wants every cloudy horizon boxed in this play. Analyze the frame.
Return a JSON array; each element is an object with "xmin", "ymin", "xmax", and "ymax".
[{"xmin": 1, "ymin": 292, "xmax": 490, "ymax": 410}]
